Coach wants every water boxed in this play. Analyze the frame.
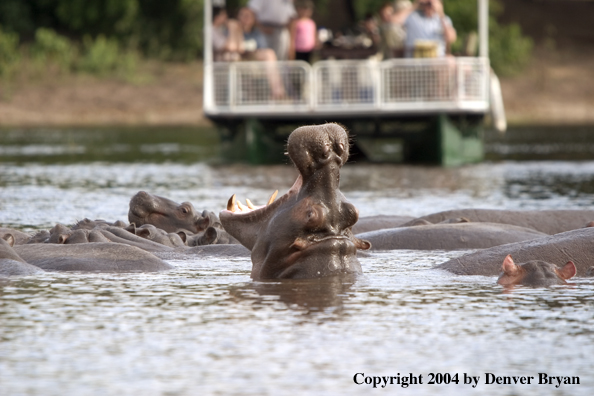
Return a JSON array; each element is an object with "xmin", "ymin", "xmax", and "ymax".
[{"xmin": 1, "ymin": 127, "xmax": 594, "ymax": 395}]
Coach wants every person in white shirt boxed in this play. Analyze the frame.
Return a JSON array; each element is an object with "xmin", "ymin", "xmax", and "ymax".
[
  {"xmin": 248, "ymin": 0, "xmax": 297, "ymax": 61},
  {"xmin": 404, "ymin": 0, "xmax": 457, "ymax": 57}
]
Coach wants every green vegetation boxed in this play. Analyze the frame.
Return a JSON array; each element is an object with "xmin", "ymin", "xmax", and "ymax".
[
  {"xmin": 350, "ymin": 0, "xmax": 533, "ymax": 76},
  {"xmin": 0, "ymin": 0, "xmax": 531, "ymax": 80},
  {"xmin": 0, "ymin": 27, "xmax": 20, "ymax": 78},
  {"xmin": 30, "ymin": 28, "xmax": 77, "ymax": 73}
]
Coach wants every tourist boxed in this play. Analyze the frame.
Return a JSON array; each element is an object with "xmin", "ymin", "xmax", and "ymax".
[
  {"xmin": 248, "ymin": 0, "xmax": 297, "ymax": 61},
  {"xmin": 378, "ymin": 3, "xmax": 407, "ymax": 59},
  {"xmin": 404, "ymin": 0, "xmax": 457, "ymax": 58},
  {"xmin": 211, "ymin": 6, "xmax": 243, "ymax": 61},
  {"xmin": 292, "ymin": 0, "xmax": 317, "ymax": 63},
  {"xmin": 237, "ymin": 7, "xmax": 287, "ymax": 99}
]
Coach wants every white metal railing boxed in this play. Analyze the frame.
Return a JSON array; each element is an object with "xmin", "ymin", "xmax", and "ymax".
[{"xmin": 205, "ymin": 57, "xmax": 491, "ymax": 116}]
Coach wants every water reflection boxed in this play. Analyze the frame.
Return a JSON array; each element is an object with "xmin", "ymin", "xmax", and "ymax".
[
  {"xmin": 229, "ymin": 275, "xmax": 358, "ymax": 314},
  {"xmin": 0, "ymin": 126, "xmax": 220, "ymax": 163}
]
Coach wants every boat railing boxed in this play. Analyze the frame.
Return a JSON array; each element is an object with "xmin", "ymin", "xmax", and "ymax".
[{"xmin": 205, "ymin": 57, "xmax": 490, "ymax": 117}]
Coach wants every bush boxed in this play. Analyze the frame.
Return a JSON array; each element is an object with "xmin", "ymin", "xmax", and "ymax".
[
  {"xmin": 445, "ymin": 0, "xmax": 532, "ymax": 75},
  {"xmin": 77, "ymin": 34, "xmax": 140, "ymax": 78},
  {"xmin": 30, "ymin": 28, "xmax": 77, "ymax": 73},
  {"xmin": 0, "ymin": 26, "xmax": 20, "ymax": 77},
  {"xmin": 78, "ymin": 34, "xmax": 121, "ymax": 75},
  {"xmin": 489, "ymin": 22, "xmax": 533, "ymax": 76}
]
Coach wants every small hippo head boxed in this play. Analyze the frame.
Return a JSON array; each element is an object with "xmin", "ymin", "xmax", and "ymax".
[
  {"xmin": 128, "ymin": 191, "xmax": 211, "ymax": 234},
  {"xmin": 497, "ymin": 255, "xmax": 576, "ymax": 287},
  {"xmin": 220, "ymin": 123, "xmax": 370, "ymax": 280}
]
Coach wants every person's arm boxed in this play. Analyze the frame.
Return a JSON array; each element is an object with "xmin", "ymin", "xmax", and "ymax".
[
  {"xmin": 433, "ymin": 0, "xmax": 456, "ymax": 44},
  {"xmin": 288, "ymin": 18, "xmax": 297, "ymax": 60}
]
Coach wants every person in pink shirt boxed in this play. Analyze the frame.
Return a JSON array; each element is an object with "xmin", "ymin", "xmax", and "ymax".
[{"xmin": 291, "ymin": 0, "xmax": 317, "ymax": 63}]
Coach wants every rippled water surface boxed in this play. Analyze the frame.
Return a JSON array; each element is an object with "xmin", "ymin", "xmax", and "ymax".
[{"xmin": 1, "ymin": 128, "xmax": 594, "ymax": 395}]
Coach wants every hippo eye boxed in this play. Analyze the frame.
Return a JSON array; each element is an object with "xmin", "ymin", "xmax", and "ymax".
[{"xmin": 303, "ymin": 204, "xmax": 328, "ymax": 230}]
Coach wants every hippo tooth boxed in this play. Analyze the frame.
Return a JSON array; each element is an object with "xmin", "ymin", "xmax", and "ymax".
[
  {"xmin": 237, "ymin": 201, "xmax": 248, "ymax": 211},
  {"xmin": 267, "ymin": 190, "xmax": 279, "ymax": 205},
  {"xmin": 227, "ymin": 194, "xmax": 237, "ymax": 212},
  {"xmin": 246, "ymin": 199, "xmax": 255, "ymax": 210}
]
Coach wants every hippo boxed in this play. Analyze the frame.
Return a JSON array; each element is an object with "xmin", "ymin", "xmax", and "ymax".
[
  {"xmin": 41, "ymin": 217, "xmax": 241, "ymax": 255},
  {"xmin": 497, "ymin": 255, "xmax": 576, "ymax": 287},
  {"xmin": 0, "ymin": 227, "xmax": 32, "ymax": 245},
  {"xmin": 351, "ymin": 215, "xmax": 415, "ymax": 234},
  {"xmin": 404, "ymin": 209, "xmax": 594, "ymax": 235},
  {"xmin": 125, "ymin": 223, "xmax": 187, "ymax": 248},
  {"xmin": 128, "ymin": 191, "xmax": 212, "ymax": 234},
  {"xmin": 14, "ymin": 243, "xmax": 173, "ymax": 272},
  {"xmin": 72, "ymin": 218, "xmax": 128, "ymax": 230},
  {"xmin": 437, "ymin": 227, "xmax": 594, "ymax": 277},
  {"xmin": 178, "ymin": 226, "xmax": 239, "ymax": 246},
  {"xmin": 28, "ymin": 229, "xmax": 51, "ymax": 244},
  {"xmin": 356, "ymin": 222, "xmax": 546, "ymax": 250},
  {"xmin": 1, "ymin": 235, "xmax": 45, "ymax": 277},
  {"xmin": 220, "ymin": 123, "xmax": 370, "ymax": 280}
]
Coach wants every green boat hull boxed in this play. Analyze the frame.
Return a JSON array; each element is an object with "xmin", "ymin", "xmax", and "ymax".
[{"xmin": 212, "ymin": 114, "xmax": 484, "ymax": 166}]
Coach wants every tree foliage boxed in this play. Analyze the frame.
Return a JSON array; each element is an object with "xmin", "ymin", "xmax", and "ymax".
[
  {"xmin": 0, "ymin": 0, "xmax": 203, "ymax": 61},
  {"xmin": 0, "ymin": 0, "xmax": 531, "ymax": 74}
]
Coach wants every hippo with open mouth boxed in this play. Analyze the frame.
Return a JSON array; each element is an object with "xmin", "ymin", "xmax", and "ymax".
[{"xmin": 220, "ymin": 123, "xmax": 371, "ymax": 280}]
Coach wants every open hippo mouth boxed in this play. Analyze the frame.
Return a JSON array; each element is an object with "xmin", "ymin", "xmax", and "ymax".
[{"xmin": 220, "ymin": 123, "xmax": 370, "ymax": 280}]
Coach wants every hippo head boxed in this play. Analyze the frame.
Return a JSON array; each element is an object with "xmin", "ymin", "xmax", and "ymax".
[
  {"xmin": 128, "ymin": 191, "xmax": 210, "ymax": 234},
  {"xmin": 497, "ymin": 255, "xmax": 576, "ymax": 287},
  {"xmin": 220, "ymin": 123, "xmax": 370, "ymax": 280}
]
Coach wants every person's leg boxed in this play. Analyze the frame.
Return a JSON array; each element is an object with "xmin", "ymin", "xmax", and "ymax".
[
  {"xmin": 225, "ymin": 20, "xmax": 244, "ymax": 53},
  {"xmin": 254, "ymin": 49, "xmax": 286, "ymax": 99},
  {"xmin": 264, "ymin": 28, "xmax": 290, "ymax": 61}
]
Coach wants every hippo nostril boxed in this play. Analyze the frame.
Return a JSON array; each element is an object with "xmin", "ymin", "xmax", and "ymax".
[{"xmin": 335, "ymin": 142, "xmax": 345, "ymax": 156}]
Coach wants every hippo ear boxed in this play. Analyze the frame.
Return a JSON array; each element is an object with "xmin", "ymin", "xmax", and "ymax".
[
  {"xmin": 177, "ymin": 231, "xmax": 188, "ymax": 243},
  {"xmin": 196, "ymin": 215, "xmax": 210, "ymax": 232},
  {"xmin": 124, "ymin": 223, "xmax": 137, "ymax": 234},
  {"xmin": 558, "ymin": 261, "xmax": 577, "ymax": 280},
  {"xmin": 136, "ymin": 228, "xmax": 152, "ymax": 239},
  {"xmin": 501, "ymin": 255, "xmax": 520, "ymax": 276},
  {"xmin": 2, "ymin": 233, "xmax": 15, "ymax": 247},
  {"xmin": 58, "ymin": 234, "xmax": 69, "ymax": 244},
  {"xmin": 203, "ymin": 227, "xmax": 218, "ymax": 245}
]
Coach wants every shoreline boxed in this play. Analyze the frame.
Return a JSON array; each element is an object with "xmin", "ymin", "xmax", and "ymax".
[{"xmin": 1, "ymin": 49, "xmax": 593, "ymax": 128}]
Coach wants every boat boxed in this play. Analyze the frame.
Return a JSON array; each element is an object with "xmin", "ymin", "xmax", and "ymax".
[{"xmin": 202, "ymin": 0, "xmax": 506, "ymax": 166}]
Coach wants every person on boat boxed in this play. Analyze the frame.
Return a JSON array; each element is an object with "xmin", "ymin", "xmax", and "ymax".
[
  {"xmin": 392, "ymin": 0, "xmax": 414, "ymax": 25},
  {"xmin": 291, "ymin": 0, "xmax": 317, "ymax": 63},
  {"xmin": 237, "ymin": 7, "xmax": 287, "ymax": 99},
  {"xmin": 361, "ymin": 13, "xmax": 381, "ymax": 52},
  {"xmin": 378, "ymin": 2, "xmax": 410, "ymax": 59},
  {"xmin": 248, "ymin": 0, "xmax": 297, "ymax": 61},
  {"xmin": 237, "ymin": 7, "xmax": 268, "ymax": 54},
  {"xmin": 212, "ymin": 6, "xmax": 244, "ymax": 61},
  {"xmin": 404, "ymin": 0, "xmax": 457, "ymax": 58}
]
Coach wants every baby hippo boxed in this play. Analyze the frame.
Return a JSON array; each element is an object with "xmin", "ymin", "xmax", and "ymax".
[{"xmin": 497, "ymin": 255, "xmax": 576, "ymax": 287}]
